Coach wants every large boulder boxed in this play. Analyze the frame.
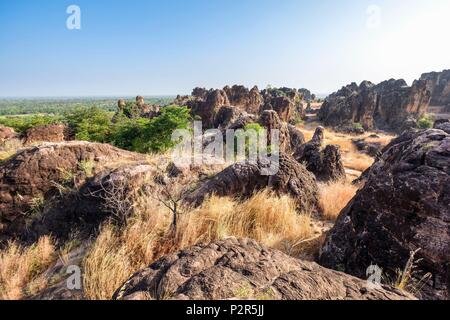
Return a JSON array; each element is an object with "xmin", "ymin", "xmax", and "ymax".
[
  {"xmin": 23, "ymin": 124, "xmax": 67, "ymax": 146},
  {"xmin": 0, "ymin": 141, "xmax": 146, "ymax": 242},
  {"xmin": 434, "ymin": 119, "xmax": 450, "ymax": 134},
  {"xmin": 319, "ymin": 129, "xmax": 450, "ymax": 300},
  {"xmin": 185, "ymin": 153, "xmax": 320, "ymax": 213},
  {"xmin": 0, "ymin": 126, "xmax": 18, "ymax": 144},
  {"xmin": 113, "ymin": 238, "xmax": 414, "ymax": 300},
  {"xmin": 420, "ymin": 69, "xmax": 450, "ymax": 106},
  {"xmin": 318, "ymin": 79, "xmax": 431, "ymax": 133},
  {"xmin": 191, "ymin": 89, "xmax": 230, "ymax": 128},
  {"xmin": 295, "ymin": 127, "xmax": 345, "ymax": 182},
  {"xmin": 28, "ymin": 162, "xmax": 154, "ymax": 243}
]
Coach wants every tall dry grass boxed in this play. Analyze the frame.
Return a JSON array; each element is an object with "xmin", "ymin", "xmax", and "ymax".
[
  {"xmin": 0, "ymin": 236, "xmax": 55, "ymax": 300},
  {"xmin": 318, "ymin": 182, "xmax": 358, "ymax": 221},
  {"xmin": 83, "ymin": 190, "xmax": 315, "ymax": 300}
]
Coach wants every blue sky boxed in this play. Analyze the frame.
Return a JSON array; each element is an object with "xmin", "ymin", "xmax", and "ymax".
[{"xmin": 0, "ymin": 0, "xmax": 449, "ymax": 97}]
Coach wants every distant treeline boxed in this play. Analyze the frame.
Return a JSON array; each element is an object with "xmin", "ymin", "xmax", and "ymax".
[{"xmin": 0, "ymin": 97, "xmax": 174, "ymax": 116}]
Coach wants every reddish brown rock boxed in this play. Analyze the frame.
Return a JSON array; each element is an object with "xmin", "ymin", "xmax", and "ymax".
[
  {"xmin": 420, "ymin": 69, "xmax": 450, "ymax": 106},
  {"xmin": 113, "ymin": 238, "xmax": 414, "ymax": 300},
  {"xmin": 0, "ymin": 126, "xmax": 17, "ymax": 144},
  {"xmin": 23, "ymin": 124, "xmax": 67, "ymax": 145},
  {"xmin": 258, "ymin": 110, "xmax": 305, "ymax": 155},
  {"xmin": 0, "ymin": 141, "xmax": 146, "ymax": 241},
  {"xmin": 319, "ymin": 129, "xmax": 450, "ymax": 300},
  {"xmin": 318, "ymin": 79, "xmax": 431, "ymax": 132},
  {"xmin": 295, "ymin": 127, "xmax": 345, "ymax": 182}
]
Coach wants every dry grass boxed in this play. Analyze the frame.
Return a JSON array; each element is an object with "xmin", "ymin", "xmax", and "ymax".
[
  {"xmin": 318, "ymin": 181, "xmax": 358, "ymax": 221},
  {"xmin": 0, "ymin": 138, "xmax": 22, "ymax": 162},
  {"xmin": 342, "ymin": 152, "xmax": 374, "ymax": 172},
  {"xmin": 0, "ymin": 236, "xmax": 56, "ymax": 300},
  {"xmin": 83, "ymin": 190, "xmax": 315, "ymax": 300}
]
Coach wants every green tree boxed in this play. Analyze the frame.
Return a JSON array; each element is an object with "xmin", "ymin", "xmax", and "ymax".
[{"xmin": 64, "ymin": 107, "xmax": 113, "ymax": 143}]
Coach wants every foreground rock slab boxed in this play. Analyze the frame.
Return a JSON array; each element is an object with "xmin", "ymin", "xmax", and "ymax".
[
  {"xmin": 319, "ymin": 129, "xmax": 450, "ymax": 300},
  {"xmin": 113, "ymin": 238, "xmax": 414, "ymax": 300}
]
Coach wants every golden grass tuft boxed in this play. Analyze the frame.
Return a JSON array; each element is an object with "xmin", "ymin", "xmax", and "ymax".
[
  {"xmin": 318, "ymin": 181, "xmax": 358, "ymax": 221},
  {"xmin": 0, "ymin": 236, "xmax": 56, "ymax": 300},
  {"xmin": 83, "ymin": 190, "xmax": 315, "ymax": 300}
]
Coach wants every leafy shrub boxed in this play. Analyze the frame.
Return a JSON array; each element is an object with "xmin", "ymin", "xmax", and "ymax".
[
  {"xmin": 110, "ymin": 105, "xmax": 192, "ymax": 153},
  {"xmin": 417, "ymin": 115, "xmax": 433, "ymax": 129},
  {"xmin": 64, "ymin": 107, "xmax": 113, "ymax": 143},
  {"xmin": 352, "ymin": 122, "xmax": 364, "ymax": 131}
]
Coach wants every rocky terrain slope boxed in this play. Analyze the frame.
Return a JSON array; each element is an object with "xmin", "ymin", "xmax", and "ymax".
[
  {"xmin": 0, "ymin": 141, "xmax": 147, "ymax": 242},
  {"xmin": 113, "ymin": 238, "xmax": 413, "ymax": 300},
  {"xmin": 319, "ymin": 128, "xmax": 450, "ymax": 300}
]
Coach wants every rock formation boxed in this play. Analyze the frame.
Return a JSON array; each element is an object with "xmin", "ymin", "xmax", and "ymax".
[
  {"xmin": 261, "ymin": 87, "xmax": 305, "ymax": 123},
  {"xmin": 420, "ymin": 70, "xmax": 450, "ymax": 106},
  {"xmin": 113, "ymin": 238, "xmax": 414, "ymax": 300},
  {"xmin": 0, "ymin": 141, "xmax": 146, "ymax": 242},
  {"xmin": 177, "ymin": 85, "xmax": 306, "ymax": 128},
  {"xmin": 23, "ymin": 124, "xmax": 67, "ymax": 146},
  {"xmin": 114, "ymin": 96, "xmax": 161, "ymax": 121},
  {"xmin": 318, "ymin": 79, "xmax": 431, "ymax": 132},
  {"xmin": 223, "ymin": 85, "xmax": 263, "ymax": 114},
  {"xmin": 258, "ymin": 110, "xmax": 305, "ymax": 155},
  {"xmin": 298, "ymin": 88, "xmax": 316, "ymax": 102},
  {"xmin": 185, "ymin": 152, "xmax": 320, "ymax": 213},
  {"xmin": 295, "ymin": 127, "xmax": 346, "ymax": 182},
  {"xmin": 434, "ymin": 119, "xmax": 450, "ymax": 134},
  {"xmin": 0, "ymin": 126, "xmax": 17, "ymax": 144},
  {"xmin": 319, "ymin": 129, "xmax": 450, "ymax": 300}
]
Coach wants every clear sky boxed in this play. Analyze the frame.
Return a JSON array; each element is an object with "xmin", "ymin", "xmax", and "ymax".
[{"xmin": 0, "ymin": 0, "xmax": 449, "ymax": 97}]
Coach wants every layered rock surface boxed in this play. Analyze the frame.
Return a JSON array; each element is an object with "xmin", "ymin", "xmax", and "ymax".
[
  {"xmin": 319, "ymin": 129, "xmax": 450, "ymax": 300},
  {"xmin": 113, "ymin": 238, "xmax": 414, "ymax": 300},
  {"xmin": 420, "ymin": 69, "xmax": 450, "ymax": 106},
  {"xmin": 0, "ymin": 141, "xmax": 146, "ymax": 242},
  {"xmin": 318, "ymin": 79, "xmax": 431, "ymax": 132}
]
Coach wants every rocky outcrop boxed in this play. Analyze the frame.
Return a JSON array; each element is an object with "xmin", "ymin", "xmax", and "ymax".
[
  {"xmin": 28, "ymin": 162, "xmax": 154, "ymax": 242},
  {"xmin": 23, "ymin": 124, "xmax": 67, "ymax": 146},
  {"xmin": 258, "ymin": 110, "xmax": 305, "ymax": 155},
  {"xmin": 0, "ymin": 141, "xmax": 146, "ymax": 242},
  {"xmin": 178, "ymin": 86, "xmax": 306, "ymax": 128},
  {"xmin": 318, "ymin": 79, "xmax": 431, "ymax": 132},
  {"xmin": 223, "ymin": 85, "xmax": 263, "ymax": 114},
  {"xmin": 0, "ymin": 126, "xmax": 17, "ymax": 144},
  {"xmin": 191, "ymin": 89, "xmax": 230, "ymax": 128},
  {"xmin": 295, "ymin": 127, "xmax": 345, "ymax": 182},
  {"xmin": 213, "ymin": 105, "xmax": 241, "ymax": 129},
  {"xmin": 113, "ymin": 238, "xmax": 414, "ymax": 300},
  {"xmin": 420, "ymin": 70, "xmax": 450, "ymax": 106},
  {"xmin": 434, "ymin": 119, "xmax": 450, "ymax": 134},
  {"xmin": 261, "ymin": 87, "xmax": 305, "ymax": 123},
  {"xmin": 185, "ymin": 153, "xmax": 320, "ymax": 213},
  {"xmin": 114, "ymin": 96, "xmax": 161, "ymax": 121},
  {"xmin": 298, "ymin": 88, "xmax": 316, "ymax": 102},
  {"xmin": 319, "ymin": 129, "xmax": 450, "ymax": 300}
]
